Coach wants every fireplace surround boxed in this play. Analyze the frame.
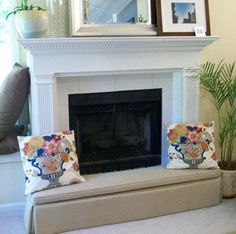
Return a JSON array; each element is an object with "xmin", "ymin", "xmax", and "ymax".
[
  {"xmin": 20, "ymin": 36, "xmax": 222, "ymax": 234},
  {"xmin": 19, "ymin": 36, "xmax": 218, "ymax": 166}
]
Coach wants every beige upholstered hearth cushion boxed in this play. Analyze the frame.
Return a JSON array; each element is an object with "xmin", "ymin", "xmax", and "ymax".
[
  {"xmin": 0, "ymin": 63, "xmax": 30, "ymax": 140},
  {"xmin": 31, "ymin": 166, "xmax": 221, "ymax": 205}
]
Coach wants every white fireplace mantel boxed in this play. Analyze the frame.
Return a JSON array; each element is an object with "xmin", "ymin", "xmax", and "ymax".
[
  {"xmin": 20, "ymin": 36, "xmax": 218, "ymax": 165},
  {"xmin": 20, "ymin": 36, "xmax": 218, "ymax": 75}
]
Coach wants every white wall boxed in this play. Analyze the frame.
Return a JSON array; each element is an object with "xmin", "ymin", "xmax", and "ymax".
[
  {"xmin": 201, "ymin": 0, "xmax": 236, "ymax": 62},
  {"xmin": 200, "ymin": 0, "xmax": 236, "ymax": 159}
]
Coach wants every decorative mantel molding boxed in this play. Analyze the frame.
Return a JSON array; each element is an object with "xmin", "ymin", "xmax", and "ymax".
[{"xmin": 19, "ymin": 36, "xmax": 219, "ymax": 55}]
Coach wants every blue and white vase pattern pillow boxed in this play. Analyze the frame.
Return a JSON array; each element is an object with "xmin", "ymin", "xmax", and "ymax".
[
  {"xmin": 167, "ymin": 122, "xmax": 218, "ymax": 169},
  {"xmin": 18, "ymin": 131, "xmax": 85, "ymax": 195}
]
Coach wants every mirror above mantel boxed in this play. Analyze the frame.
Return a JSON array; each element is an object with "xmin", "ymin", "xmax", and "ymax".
[
  {"xmin": 69, "ymin": 0, "xmax": 158, "ymax": 36},
  {"xmin": 69, "ymin": 0, "xmax": 211, "ymax": 37}
]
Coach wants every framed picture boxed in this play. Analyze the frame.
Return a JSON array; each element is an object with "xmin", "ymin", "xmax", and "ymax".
[
  {"xmin": 69, "ymin": 0, "xmax": 157, "ymax": 36},
  {"xmin": 156, "ymin": 0, "xmax": 210, "ymax": 36}
]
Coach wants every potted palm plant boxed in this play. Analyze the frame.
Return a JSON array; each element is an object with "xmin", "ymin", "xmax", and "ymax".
[
  {"xmin": 6, "ymin": 0, "xmax": 48, "ymax": 38},
  {"xmin": 196, "ymin": 61, "xmax": 236, "ymax": 198}
]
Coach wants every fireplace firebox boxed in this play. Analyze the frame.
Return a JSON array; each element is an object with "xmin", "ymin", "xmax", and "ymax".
[{"xmin": 69, "ymin": 89, "xmax": 162, "ymax": 174}]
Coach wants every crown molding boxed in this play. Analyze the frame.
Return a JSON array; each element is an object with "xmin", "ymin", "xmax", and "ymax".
[{"xmin": 19, "ymin": 36, "xmax": 219, "ymax": 55}]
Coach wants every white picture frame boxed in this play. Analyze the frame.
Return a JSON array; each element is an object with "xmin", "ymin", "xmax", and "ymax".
[{"xmin": 69, "ymin": 0, "xmax": 157, "ymax": 36}]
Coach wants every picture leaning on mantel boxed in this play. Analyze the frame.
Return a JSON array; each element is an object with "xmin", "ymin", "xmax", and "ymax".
[
  {"xmin": 156, "ymin": 0, "xmax": 211, "ymax": 36},
  {"xmin": 69, "ymin": 0, "xmax": 158, "ymax": 36},
  {"xmin": 69, "ymin": 0, "xmax": 210, "ymax": 36}
]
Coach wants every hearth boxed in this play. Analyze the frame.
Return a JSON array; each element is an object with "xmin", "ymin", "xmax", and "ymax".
[{"xmin": 69, "ymin": 89, "xmax": 162, "ymax": 174}]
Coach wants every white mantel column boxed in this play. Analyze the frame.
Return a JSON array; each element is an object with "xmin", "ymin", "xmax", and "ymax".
[{"xmin": 30, "ymin": 74, "xmax": 57, "ymax": 135}]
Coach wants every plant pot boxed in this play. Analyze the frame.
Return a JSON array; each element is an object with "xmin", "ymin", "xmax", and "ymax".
[
  {"xmin": 14, "ymin": 10, "xmax": 48, "ymax": 38},
  {"xmin": 221, "ymin": 169, "xmax": 236, "ymax": 198}
]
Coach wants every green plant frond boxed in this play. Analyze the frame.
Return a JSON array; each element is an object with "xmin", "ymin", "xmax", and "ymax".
[
  {"xmin": 6, "ymin": 9, "xmax": 22, "ymax": 19},
  {"xmin": 221, "ymin": 63, "xmax": 236, "ymax": 105},
  {"xmin": 200, "ymin": 61, "xmax": 224, "ymax": 79},
  {"xmin": 215, "ymin": 80, "xmax": 230, "ymax": 108},
  {"xmin": 229, "ymin": 77, "xmax": 236, "ymax": 105},
  {"xmin": 233, "ymin": 89, "xmax": 236, "ymax": 100},
  {"xmin": 21, "ymin": 0, "xmax": 28, "ymax": 8},
  {"xmin": 198, "ymin": 61, "xmax": 236, "ymax": 169},
  {"xmin": 221, "ymin": 62, "xmax": 236, "ymax": 80},
  {"xmin": 199, "ymin": 76, "xmax": 227, "ymax": 110},
  {"xmin": 13, "ymin": 6, "xmax": 24, "ymax": 10},
  {"xmin": 218, "ymin": 131, "xmax": 225, "ymax": 147},
  {"xmin": 221, "ymin": 63, "xmax": 236, "ymax": 101},
  {"xmin": 220, "ymin": 109, "xmax": 236, "ymax": 142},
  {"xmin": 228, "ymin": 108, "xmax": 236, "ymax": 124},
  {"xmin": 30, "ymin": 5, "xmax": 46, "ymax": 11},
  {"xmin": 20, "ymin": 3, "xmax": 29, "ymax": 10},
  {"xmin": 198, "ymin": 61, "xmax": 236, "ymax": 110}
]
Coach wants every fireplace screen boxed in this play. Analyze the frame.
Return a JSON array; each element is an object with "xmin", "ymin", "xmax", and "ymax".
[{"xmin": 69, "ymin": 89, "xmax": 162, "ymax": 174}]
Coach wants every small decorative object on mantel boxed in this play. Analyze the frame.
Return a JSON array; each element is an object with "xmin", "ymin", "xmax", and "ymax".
[
  {"xmin": 6, "ymin": 0, "xmax": 48, "ymax": 38},
  {"xmin": 156, "ymin": 0, "xmax": 211, "ymax": 36},
  {"xmin": 6, "ymin": 0, "xmax": 65, "ymax": 38},
  {"xmin": 194, "ymin": 26, "xmax": 206, "ymax": 37}
]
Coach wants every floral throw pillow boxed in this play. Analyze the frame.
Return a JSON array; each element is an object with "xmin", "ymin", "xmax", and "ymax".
[
  {"xmin": 18, "ymin": 131, "xmax": 85, "ymax": 195},
  {"xmin": 167, "ymin": 122, "xmax": 218, "ymax": 169}
]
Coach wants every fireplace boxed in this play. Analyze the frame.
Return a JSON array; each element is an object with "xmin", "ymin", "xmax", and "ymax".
[
  {"xmin": 69, "ymin": 89, "xmax": 162, "ymax": 174},
  {"xmin": 19, "ymin": 36, "xmax": 218, "ymax": 167}
]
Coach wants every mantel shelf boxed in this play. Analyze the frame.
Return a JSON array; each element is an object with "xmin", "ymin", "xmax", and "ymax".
[{"xmin": 19, "ymin": 36, "xmax": 219, "ymax": 55}]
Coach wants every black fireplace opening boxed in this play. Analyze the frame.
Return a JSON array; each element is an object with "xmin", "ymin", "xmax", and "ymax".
[{"xmin": 69, "ymin": 89, "xmax": 162, "ymax": 174}]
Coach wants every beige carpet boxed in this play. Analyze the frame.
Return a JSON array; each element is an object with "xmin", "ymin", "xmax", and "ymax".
[{"xmin": 0, "ymin": 199, "xmax": 236, "ymax": 234}]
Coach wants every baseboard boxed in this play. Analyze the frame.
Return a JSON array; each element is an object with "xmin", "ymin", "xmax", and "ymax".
[{"xmin": 0, "ymin": 202, "xmax": 25, "ymax": 217}]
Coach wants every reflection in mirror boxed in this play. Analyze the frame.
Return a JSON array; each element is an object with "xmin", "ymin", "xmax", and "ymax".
[{"xmin": 82, "ymin": 0, "xmax": 151, "ymax": 25}]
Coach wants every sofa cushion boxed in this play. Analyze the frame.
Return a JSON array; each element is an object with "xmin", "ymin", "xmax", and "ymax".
[
  {"xmin": 18, "ymin": 131, "xmax": 85, "ymax": 195},
  {"xmin": 0, "ymin": 125, "xmax": 24, "ymax": 155},
  {"xmin": 167, "ymin": 122, "xmax": 218, "ymax": 169},
  {"xmin": 32, "ymin": 166, "xmax": 221, "ymax": 205},
  {"xmin": 0, "ymin": 63, "xmax": 30, "ymax": 140}
]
